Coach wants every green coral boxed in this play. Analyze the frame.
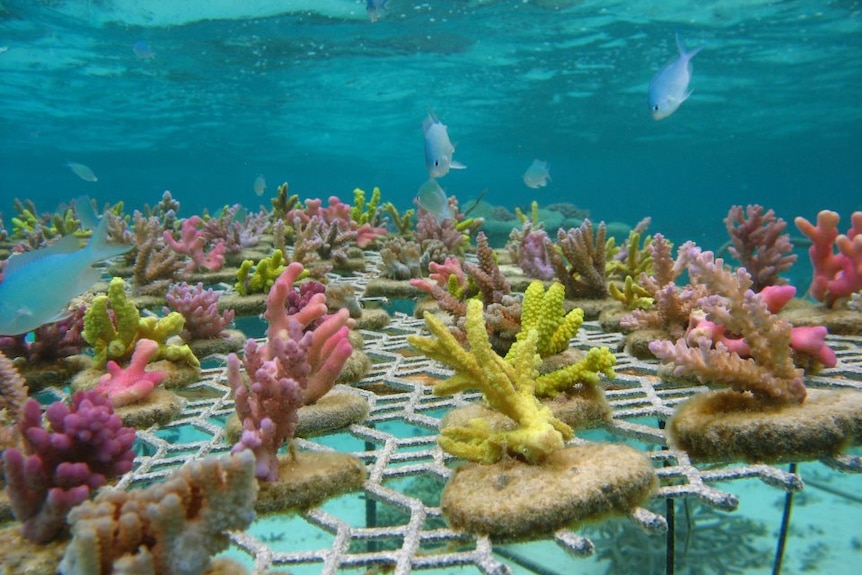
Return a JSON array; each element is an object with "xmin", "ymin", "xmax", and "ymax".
[
  {"xmin": 270, "ymin": 182, "xmax": 300, "ymax": 221},
  {"xmin": 381, "ymin": 202, "xmax": 415, "ymax": 236},
  {"xmin": 606, "ymin": 230, "xmax": 652, "ymax": 280},
  {"xmin": 609, "ymin": 276, "xmax": 654, "ymax": 310},
  {"xmin": 83, "ymin": 277, "xmax": 199, "ymax": 368},
  {"xmin": 515, "ymin": 200, "xmax": 540, "ymax": 226},
  {"xmin": 408, "ymin": 299, "xmax": 572, "ymax": 465},
  {"xmin": 518, "ymin": 281, "xmax": 584, "ymax": 358},
  {"xmin": 234, "ymin": 249, "xmax": 288, "ymax": 295},
  {"xmin": 351, "ymin": 186, "xmax": 381, "ymax": 225},
  {"xmin": 532, "ymin": 347, "xmax": 616, "ymax": 398}
]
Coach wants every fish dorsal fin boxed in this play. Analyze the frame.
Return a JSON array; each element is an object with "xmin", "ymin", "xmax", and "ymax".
[{"xmin": 3, "ymin": 234, "xmax": 82, "ymax": 275}]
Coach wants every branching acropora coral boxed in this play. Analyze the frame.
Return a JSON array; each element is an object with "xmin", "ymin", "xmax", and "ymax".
[
  {"xmin": 650, "ymin": 248, "xmax": 807, "ymax": 405},
  {"xmin": 83, "ymin": 277, "xmax": 198, "ymax": 368},
  {"xmin": 409, "ymin": 299, "xmax": 572, "ymax": 465},
  {"xmin": 550, "ymin": 219, "xmax": 609, "ymax": 299},
  {"xmin": 235, "ymin": 249, "xmax": 288, "ymax": 296},
  {"xmin": 519, "ymin": 281, "xmax": 584, "ymax": 358},
  {"xmin": 723, "ymin": 204, "xmax": 796, "ymax": 292}
]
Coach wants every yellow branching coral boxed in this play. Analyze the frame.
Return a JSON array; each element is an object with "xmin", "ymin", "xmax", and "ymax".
[
  {"xmin": 534, "ymin": 347, "xmax": 616, "ymax": 398},
  {"xmin": 235, "ymin": 249, "xmax": 288, "ymax": 295},
  {"xmin": 516, "ymin": 281, "xmax": 584, "ymax": 358},
  {"xmin": 609, "ymin": 276, "xmax": 654, "ymax": 310},
  {"xmin": 83, "ymin": 277, "xmax": 199, "ymax": 368},
  {"xmin": 351, "ymin": 186, "xmax": 381, "ymax": 225},
  {"xmin": 606, "ymin": 230, "xmax": 653, "ymax": 280},
  {"xmin": 408, "ymin": 299, "xmax": 571, "ymax": 464}
]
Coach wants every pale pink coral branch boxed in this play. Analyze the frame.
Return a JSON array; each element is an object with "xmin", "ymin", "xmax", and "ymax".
[
  {"xmin": 94, "ymin": 338, "xmax": 166, "ymax": 407},
  {"xmin": 163, "ymin": 215, "xmax": 226, "ymax": 272}
]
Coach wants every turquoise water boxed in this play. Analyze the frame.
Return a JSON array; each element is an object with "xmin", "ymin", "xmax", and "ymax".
[{"xmin": 1, "ymin": 0, "xmax": 859, "ymax": 248}]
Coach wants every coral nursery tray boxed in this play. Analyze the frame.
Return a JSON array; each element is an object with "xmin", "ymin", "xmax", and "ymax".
[{"xmin": 10, "ymin": 267, "xmax": 862, "ymax": 575}]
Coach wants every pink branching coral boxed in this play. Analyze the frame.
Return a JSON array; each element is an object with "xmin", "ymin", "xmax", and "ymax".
[
  {"xmin": 163, "ymin": 216, "xmax": 226, "ymax": 272},
  {"xmin": 795, "ymin": 210, "xmax": 862, "ymax": 307},
  {"xmin": 650, "ymin": 248, "xmax": 810, "ymax": 406},
  {"xmin": 226, "ymin": 262, "xmax": 353, "ymax": 481},
  {"xmin": 2, "ymin": 390, "xmax": 136, "ymax": 542},
  {"xmin": 60, "ymin": 450, "xmax": 257, "ymax": 575},
  {"xmin": 93, "ymin": 338, "xmax": 166, "ymax": 407},
  {"xmin": 164, "ymin": 281, "xmax": 235, "ymax": 340},
  {"xmin": 202, "ymin": 204, "xmax": 269, "ymax": 253},
  {"xmin": 724, "ymin": 204, "xmax": 797, "ymax": 292}
]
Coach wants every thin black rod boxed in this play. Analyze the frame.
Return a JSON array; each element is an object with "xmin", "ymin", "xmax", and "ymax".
[{"xmin": 772, "ymin": 462, "xmax": 798, "ymax": 575}]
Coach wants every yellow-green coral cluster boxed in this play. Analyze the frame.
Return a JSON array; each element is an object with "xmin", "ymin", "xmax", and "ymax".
[
  {"xmin": 235, "ymin": 249, "xmax": 288, "ymax": 295},
  {"xmin": 83, "ymin": 277, "xmax": 198, "ymax": 368},
  {"xmin": 409, "ymin": 299, "xmax": 571, "ymax": 465},
  {"xmin": 350, "ymin": 186, "xmax": 381, "ymax": 225},
  {"xmin": 609, "ymin": 276, "xmax": 654, "ymax": 310},
  {"xmin": 518, "ymin": 281, "xmax": 583, "ymax": 358}
]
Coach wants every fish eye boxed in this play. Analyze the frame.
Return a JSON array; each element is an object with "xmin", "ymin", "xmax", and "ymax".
[
  {"xmin": 652, "ymin": 105, "xmax": 660, "ymax": 111},
  {"xmin": 434, "ymin": 160, "xmax": 439, "ymax": 166}
]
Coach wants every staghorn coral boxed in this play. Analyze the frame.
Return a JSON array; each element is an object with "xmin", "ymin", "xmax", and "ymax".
[
  {"xmin": 606, "ymin": 227, "xmax": 653, "ymax": 281},
  {"xmin": 60, "ymin": 450, "xmax": 257, "ymax": 575},
  {"xmin": 143, "ymin": 190, "xmax": 179, "ymax": 230},
  {"xmin": 130, "ymin": 211, "xmax": 185, "ymax": 295},
  {"xmin": 650, "ymin": 247, "xmax": 807, "ymax": 405},
  {"xmin": 92, "ymin": 338, "xmax": 166, "ymax": 407},
  {"xmin": 3, "ymin": 391, "xmax": 136, "ymax": 543},
  {"xmin": 269, "ymin": 182, "xmax": 300, "ymax": 222},
  {"xmin": 620, "ymin": 234, "xmax": 707, "ymax": 339},
  {"xmin": 408, "ymin": 298, "xmax": 572, "ymax": 465},
  {"xmin": 550, "ymin": 219, "xmax": 609, "ymax": 299},
  {"xmin": 518, "ymin": 281, "xmax": 584, "ymax": 358},
  {"xmin": 723, "ymin": 204, "xmax": 796, "ymax": 292}
]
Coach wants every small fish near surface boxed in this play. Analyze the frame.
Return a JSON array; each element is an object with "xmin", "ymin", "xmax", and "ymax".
[
  {"xmin": 0, "ymin": 212, "xmax": 131, "ymax": 335},
  {"xmin": 366, "ymin": 0, "xmax": 390, "ymax": 23},
  {"xmin": 132, "ymin": 40, "xmax": 155, "ymax": 59},
  {"xmin": 66, "ymin": 161, "xmax": 98, "ymax": 182},
  {"xmin": 648, "ymin": 34, "xmax": 703, "ymax": 120},
  {"xmin": 416, "ymin": 178, "xmax": 455, "ymax": 223},
  {"xmin": 253, "ymin": 174, "xmax": 267, "ymax": 196},
  {"xmin": 423, "ymin": 112, "xmax": 466, "ymax": 179},
  {"xmin": 523, "ymin": 159, "xmax": 551, "ymax": 189}
]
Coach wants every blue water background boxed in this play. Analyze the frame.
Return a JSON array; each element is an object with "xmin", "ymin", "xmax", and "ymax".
[{"xmin": 1, "ymin": 1, "xmax": 859, "ymax": 258}]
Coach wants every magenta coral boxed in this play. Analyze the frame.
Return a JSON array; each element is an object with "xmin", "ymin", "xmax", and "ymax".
[
  {"xmin": 2, "ymin": 390, "xmax": 136, "ymax": 542},
  {"xmin": 93, "ymin": 338, "xmax": 166, "ymax": 407},
  {"xmin": 795, "ymin": 210, "xmax": 862, "ymax": 307},
  {"xmin": 164, "ymin": 281, "xmax": 235, "ymax": 340},
  {"xmin": 226, "ymin": 262, "xmax": 353, "ymax": 481},
  {"xmin": 163, "ymin": 215, "xmax": 226, "ymax": 272}
]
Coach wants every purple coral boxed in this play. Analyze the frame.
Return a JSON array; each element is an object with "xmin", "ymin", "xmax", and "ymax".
[
  {"xmin": 724, "ymin": 204, "xmax": 797, "ymax": 292},
  {"xmin": 2, "ymin": 390, "xmax": 136, "ymax": 542},
  {"xmin": 164, "ymin": 281, "xmax": 235, "ymax": 340}
]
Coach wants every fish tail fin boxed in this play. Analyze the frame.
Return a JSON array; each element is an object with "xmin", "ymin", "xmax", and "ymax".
[
  {"xmin": 85, "ymin": 212, "xmax": 133, "ymax": 262},
  {"xmin": 676, "ymin": 33, "xmax": 704, "ymax": 60}
]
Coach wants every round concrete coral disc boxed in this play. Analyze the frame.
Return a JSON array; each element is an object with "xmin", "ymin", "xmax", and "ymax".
[
  {"xmin": 669, "ymin": 388, "xmax": 862, "ymax": 463},
  {"xmin": 441, "ymin": 444, "xmax": 657, "ymax": 541}
]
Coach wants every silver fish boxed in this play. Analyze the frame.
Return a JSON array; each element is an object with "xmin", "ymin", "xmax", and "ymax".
[
  {"xmin": 367, "ymin": 0, "xmax": 389, "ymax": 23},
  {"xmin": 423, "ymin": 112, "xmax": 466, "ymax": 178},
  {"xmin": 416, "ymin": 178, "xmax": 455, "ymax": 223},
  {"xmin": 253, "ymin": 174, "xmax": 267, "ymax": 196},
  {"xmin": 648, "ymin": 34, "xmax": 703, "ymax": 121},
  {"xmin": 523, "ymin": 159, "xmax": 551, "ymax": 189},
  {"xmin": 66, "ymin": 161, "xmax": 98, "ymax": 182},
  {"xmin": 0, "ymin": 213, "xmax": 131, "ymax": 335}
]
